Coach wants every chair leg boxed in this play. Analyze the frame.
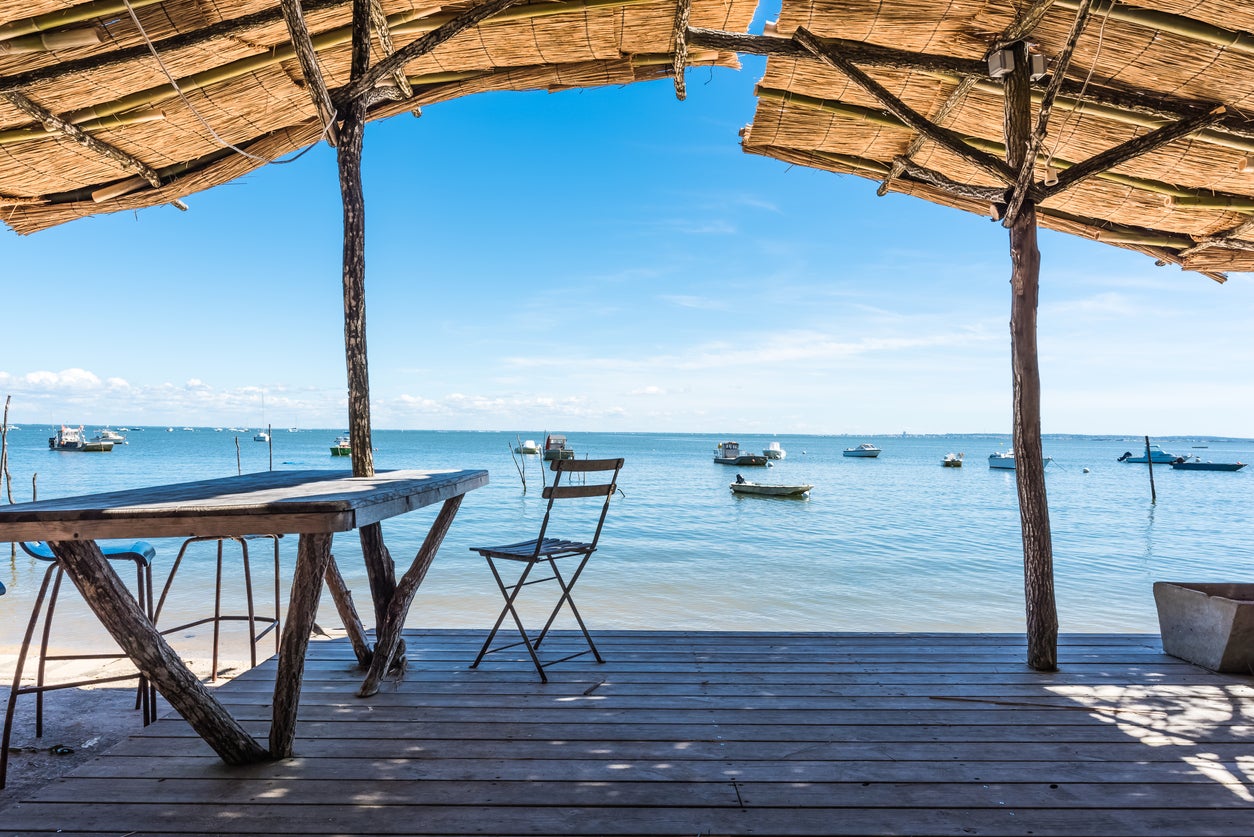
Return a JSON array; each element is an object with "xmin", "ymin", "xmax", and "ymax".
[
  {"xmin": 34, "ymin": 569, "xmax": 65, "ymax": 738},
  {"xmin": 0, "ymin": 563, "xmax": 57, "ymax": 789},
  {"xmin": 535, "ymin": 555, "xmax": 602, "ymax": 663},
  {"xmin": 239, "ymin": 538, "xmax": 258, "ymax": 670},
  {"xmin": 471, "ymin": 558, "xmax": 548, "ymax": 682}
]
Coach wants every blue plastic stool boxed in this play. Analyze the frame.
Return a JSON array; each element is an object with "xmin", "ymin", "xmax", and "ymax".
[{"xmin": 0, "ymin": 540, "xmax": 156, "ymax": 788}]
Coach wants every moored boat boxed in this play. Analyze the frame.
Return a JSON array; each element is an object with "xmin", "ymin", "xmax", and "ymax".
[
  {"xmin": 543, "ymin": 434, "xmax": 574, "ymax": 461},
  {"xmin": 730, "ymin": 478, "xmax": 812, "ymax": 497},
  {"xmin": 514, "ymin": 439, "xmax": 541, "ymax": 455},
  {"xmin": 713, "ymin": 441, "xmax": 768, "ymax": 466},
  {"xmin": 1117, "ymin": 444, "xmax": 1176, "ymax": 464},
  {"xmin": 989, "ymin": 451, "xmax": 1052, "ymax": 470},
  {"xmin": 1170, "ymin": 457, "xmax": 1246, "ymax": 471},
  {"xmin": 254, "ymin": 431, "xmax": 270, "ymax": 442},
  {"xmin": 330, "ymin": 434, "xmax": 351, "ymax": 456},
  {"xmin": 942, "ymin": 452, "xmax": 963, "ymax": 468},
  {"xmin": 843, "ymin": 443, "xmax": 881, "ymax": 458},
  {"xmin": 49, "ymin": 425, "xmax": 111, "ymax": 452},
  {"xmin": 763, "ymin": 441, "xmax": 787, "ymax": 460},
  {"xmin": 94, "ymin": 428, "xmax": 126, "ymax": 444}
]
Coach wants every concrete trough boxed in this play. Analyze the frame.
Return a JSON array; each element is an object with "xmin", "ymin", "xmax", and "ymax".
[{"xmin": 1154, "ymin": 582, "xmax": 1254, "ymax": 673}]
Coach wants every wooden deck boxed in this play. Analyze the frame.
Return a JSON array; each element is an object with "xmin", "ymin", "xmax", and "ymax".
[{"xmin": 6, "ymin": 630, "xmax": 1254, "ymax": 836}]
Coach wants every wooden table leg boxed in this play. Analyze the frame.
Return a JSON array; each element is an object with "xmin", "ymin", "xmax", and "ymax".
[
  {"xmin": 269, "ymin": 531, "xmax": 333, "ymax": 758},
  {"xmin": 359, "ymin": 496, "xmax": 463, "ymax": 697},
  {"xmin": 50, "ymin": 541, "xmax": 268, "ymax": 765}
]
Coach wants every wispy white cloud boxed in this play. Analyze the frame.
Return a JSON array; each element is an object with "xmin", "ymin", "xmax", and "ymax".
[{"xmin": 659, "ymin": 294, "xmax": 728, "ymax": 311}]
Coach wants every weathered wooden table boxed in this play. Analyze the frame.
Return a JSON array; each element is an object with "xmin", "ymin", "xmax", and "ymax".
[{"xmin": 0, "ymin": 468, "xmax": 488, "ymax": 765}]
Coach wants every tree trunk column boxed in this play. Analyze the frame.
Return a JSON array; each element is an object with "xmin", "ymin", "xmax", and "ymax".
[
  {"xmin": 1004, "ymin": 41, "xmax": 1058, "ymax": 672},
  {"xmin": 338, "ymin": 100, "xmax": 374, "ymax": 479}
]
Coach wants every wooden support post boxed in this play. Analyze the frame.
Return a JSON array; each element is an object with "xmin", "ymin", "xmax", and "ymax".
[
  {"xmin": 358, "ymin": 521, "xmax": 403, "ymax": 668},
  {"xmin": 270, "ymin": 531, "xmax": 334, "ymax": 758},
  {"xmin": 323, "ymin": 554, "xmax": 372, "ymax": 666},
  {"xmin": 49, "ymin": 541, "xmax": 268, "ymax": 764},
  {"xmin": 338, "ymin": 100, "xmax": 374, "ymax": 478},
  {"xmin": 1004, "ymin": 41, "xmax": 1058, "ymax": 673},
  {"xmin": 1145, "ymin": 435, "xmax": 1157, "ymax": 504},
  {"xmin": 341, "ymin": 0, "xmax": 374, "ymax": 478},
  {"xmin": 359, "ymin": 496, "xmax": 464, "ymax": 697}
]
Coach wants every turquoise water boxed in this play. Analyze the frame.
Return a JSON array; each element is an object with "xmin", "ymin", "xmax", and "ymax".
[{"xmin": 1, "ymin": 427, "xmax": 1252, "ymax": 644}]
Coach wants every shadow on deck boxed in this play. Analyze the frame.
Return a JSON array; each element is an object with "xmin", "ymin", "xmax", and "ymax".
[{"xmin": 5, "ymin": 630, "xmax": 1254, "ymax": 835}]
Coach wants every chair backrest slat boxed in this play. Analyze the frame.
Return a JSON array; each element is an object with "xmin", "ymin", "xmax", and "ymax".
[
  {"xmin": 532, "ymin": 457, "xmax": 624, "ymax": 553},
  {"xmin": 549, "ymin": 457, "xmax": 624, "ymax": 473},
  {"xmin": 543, "ymin": 484, "xmax": 613, "ymax": 500}
]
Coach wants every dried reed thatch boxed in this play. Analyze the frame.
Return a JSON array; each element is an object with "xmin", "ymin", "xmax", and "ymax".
[
  {"xmin": 0, "ymin": 0, "xmax": 753, "ymax": 233},
  {"xmin": 738, "ymin": 0, "xmax": 1254, "ymax": 279}
]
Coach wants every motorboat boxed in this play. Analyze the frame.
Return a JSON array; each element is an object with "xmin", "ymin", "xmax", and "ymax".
[
  {"xmin": 1170, "ymin": 457, "xmax": 1246, "ymax": 471},
  {"xmin": 94, "ymin": 427, "xmax": 126, "ymax": 444},
  {"xmin": 254, "ymin": 431, "xmax": 270, "ymax": 442},
  {"xmin": 942, "ymin": 453, "xmax": 963, "ymax": 468},
  {"xmin": 543, "ymin": 434, "xmax": 574, "ymax": 461},
  {"xmin": 843, "ymin": 443, "xmax": 881, "ymax": 458},
  {"xmin": 1117, "ymin": 444, "xmax": 1176, "ymax": 464},
  {"xmin": 989, "ymin": 451, "xmax": 1052, "ymax": 470},
  {"xmin": 763, "ymin": 441, "xmax": 786, "ymax": 460},
  {"xmin": 49, "ymin": 425, "xmax": 111, "ymax": 452},
  {"xmin": 330, "ymin": 434, "xmax": 351, "ymax": 456},
  {"xmin": 730, "ymin": 479, "xmax": 812, "ymax": 497},
  {"xmin": 713, "ymin": 441, "xmax": 768, "ymax": 466},
  {"xmin": 514, "ymin": 439, "xmax": 541, "ymax": 455}
]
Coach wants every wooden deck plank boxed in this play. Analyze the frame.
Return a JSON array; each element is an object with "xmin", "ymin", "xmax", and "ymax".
[{"xmin": 6, "ymin": 630, "xmax": 1254, "ymax": 837}]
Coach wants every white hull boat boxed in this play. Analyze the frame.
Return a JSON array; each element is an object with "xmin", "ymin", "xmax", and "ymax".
[
  {"xmin": 730, "ymin": 480, "xmax": 812, "ymax": 497},
  {"xmin": 988, "ymin": 451, "xmax": 1052, "ymax": 470}
]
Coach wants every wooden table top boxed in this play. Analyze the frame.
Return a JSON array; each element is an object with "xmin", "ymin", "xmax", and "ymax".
[{"xmin": 0, "ymin": 469, "xmax": 489, "ymax": 541}]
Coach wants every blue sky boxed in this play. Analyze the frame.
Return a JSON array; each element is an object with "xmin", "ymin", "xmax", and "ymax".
[{"xmin": 2, "ymin": 47, "xmax": 1252, "ymax": 436}]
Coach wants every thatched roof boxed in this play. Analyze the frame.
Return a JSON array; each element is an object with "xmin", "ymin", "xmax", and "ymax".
[
  {"xmin": 738, "ymin": 0, "xmax": 1254, "ymax": 280},
  {"xmin": 0, "ymin": 0, "xmax": 755, "ymax": 234}
]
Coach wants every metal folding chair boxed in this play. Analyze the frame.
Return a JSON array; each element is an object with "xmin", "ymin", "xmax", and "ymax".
[
  {"xmin": 470, "ymin": 457, "xmax": 624, "ymax": 682},
  {"xmin": 1, "ymin": 540, "xmax": 156, "ymax": 788}
]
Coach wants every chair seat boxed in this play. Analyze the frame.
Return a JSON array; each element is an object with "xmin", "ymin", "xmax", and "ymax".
[
  {"xmin": 21, "ymin": 540, "xmax": 155, "ymax": 565},
  {"xmin": 471, "ymin": 538, "xmax": 593, "ymax": 561}
]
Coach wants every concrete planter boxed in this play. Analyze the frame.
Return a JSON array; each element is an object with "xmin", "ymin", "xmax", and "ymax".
[{"xmin": 1153, "ymin": 582, "xmax": 1254, "ymax": 673}]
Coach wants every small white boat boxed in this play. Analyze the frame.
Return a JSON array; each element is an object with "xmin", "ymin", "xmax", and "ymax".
[
  {"xmin": 254, "ymin": 431, "xmax": 270, "ymax": 442},
  {"xmin": 843, "ymin": 443, "xmax": 881, "ymax": 458},
  {"xmin": 942, "ymin": 453, "xmax": 963, "ymax": 468},
  {"xmin": 763, "ymin": 441, "xmax": 787, "ymax": 460},
  {"xmin": 730, "ymin": 479, "xmax": 812, "ymax": 497},
  {"xmin": 989, "ymin": 451, "xmax": 1052, "ymax": 470},
  {"xmin": 514, "ymin": 439, "xmax": 541, "ymax": 454},
  {"xmin": 94, "ymin": 428, "xmax": 126, "ymax": 444}
]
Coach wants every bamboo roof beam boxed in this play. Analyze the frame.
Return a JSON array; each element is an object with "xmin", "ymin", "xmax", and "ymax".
[
  {"xmin": 755, "ymin": 88, "xmax": 1254, "ymax": 213},
  {"xmin": 0, "ymin": 0, "xmax": 346, "ymax": 96},
  {"xmin": 793, "ymin": 26, "xmax": 1017, "ymax": 185},
  {"xmin": 687, "ymin": 27, "xmax": 1254, "ymax": 151},
  {"xmin": 1001, "ymin": 0, "xmax": 1094, "ymax": 227},
  {"xmin": 0, "ymin": 0, "xmax": 165, "ymax": 41},
  {"xmin": 1053, "ymin": 0, "xmax": 1254, "ymax": 57},
  {"xmin": 0, "ymin": 90, "xmax": 162, "ymax": 192},
  {"xmin": 1041, "ymin": 105, "xmax": 1229, "ymax": 200},
  {"xmin": 279, "ymin": 0, "xmax": 340, "ymax": 147}
]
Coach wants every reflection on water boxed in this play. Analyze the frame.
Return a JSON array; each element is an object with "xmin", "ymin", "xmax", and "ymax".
[{"xmin": 1, "ymin": 429, "xmax": 1252, "ymax": 648}]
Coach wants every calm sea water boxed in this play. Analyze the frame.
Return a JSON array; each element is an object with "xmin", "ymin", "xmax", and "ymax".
[{"xmin": 2, "ymin": 427, "xmax": 1252, "ymax": 648}]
